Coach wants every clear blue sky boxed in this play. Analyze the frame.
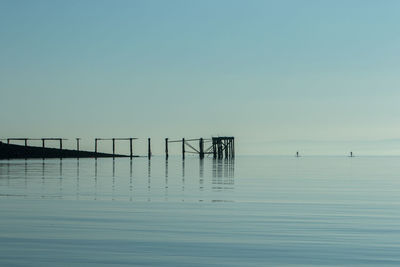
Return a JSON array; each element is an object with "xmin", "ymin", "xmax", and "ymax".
[{"xmin": 1, "ymin": 0, "xmax": 400, "ymax": 155}]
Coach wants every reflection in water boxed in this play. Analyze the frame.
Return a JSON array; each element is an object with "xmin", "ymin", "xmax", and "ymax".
[
  {"xmin": 24, "ymin": 161, "xmax": 27, "ymax": 189},
  {"xmin": 199, "ymin": 159, "xmax": 204, "ymax": 178},
  {"xmin": 59, "ymin": 160, "xmax": 62, "ymax": 197},
  {"xmin": 147, "ymin": 159, "xmax": 151, "ymax": 202},
  {"xmin": 41, "ymin": 160, "xmax": 45, "ymax": 198},
  {"xmin": 0, "ymin": 158, "xmax": 235, "ymax": 202},
  {"xmin": 212, "ymin": 159, "xmax": 235, "ymax": 190},
  {"xmin": 76, "ymin": 159, "xmax": 80, "ymax": 200},
  {"xmin": 112, "ymin": 160, "xmax": 115, "ymax": 201},
  {"xmin": 7, "ymin": 162, "xmax": 10, "ymax": 187},
  {"xmin": 181, "ymin": 160, "xmax": 185, "ymax": 202},
  {"xmin": 94, "ymin": 160, "xmax": 98, "ymax": 200},
  {"xmin": 165, "ymin": 159, "xmax": 168, "ymax": 202},
  {"xmin": 129, "ymin": 160, "xmax": 133, "ymax": 202}
]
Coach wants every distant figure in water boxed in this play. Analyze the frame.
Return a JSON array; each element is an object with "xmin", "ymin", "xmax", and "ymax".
[
  {"xmin": 350, "ymin": 151, "xmax": 353, "ymax": 157},
  {"xmin": 296, "ymin": 151, "xmax": 299, "ymax": 157}
]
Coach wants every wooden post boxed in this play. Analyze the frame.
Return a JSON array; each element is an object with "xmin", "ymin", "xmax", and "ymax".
[
  {"xmin": 112, "ymin": 138, "xmax": 115, "ymax": 158},
  {"xmin": 130, "ymin": 138, "xmax": 133, "ymax": 159},
  {"xmin": 182, "ymin": 138, "xmax": 185, "ymax": 159},
  {"xmin": 225, "ymin": 139, "xmax": 230, "ymax": 158},
  {"xmin": 42, "ymin": 139, "xmax": 45, "ymax": 148},
  {"xmin": 95, "ymin": 138, "xmax": 98, "ymax": 155},
  {"xmin": 216, "ymin": 138, "xmax": 219, "ymax": 158},
  {"xmin": 231, "ymin": 138, "xmax": 235, "ymax": 158},
  {"xmin": 232, "ymin": 138, "xmax": 234, "ymax": 158},
  {"xmin": 218, "ymin": 139, "xmax": 223, "ymax": 159},
  {"xmin": 148, "ymin": 138, "xmax": 151, "ymax": 159},
  {"xmin": 24, "ymin": 139, "xmax": 28, "ymax": 160},
  {"xmin": 59, "ymin": 138, "xmax": 63, "ymax": 159},
  {"xmin": 7, "ymin": 139, "xmax": 10, "ymax": 144},
  {"xmin": 213, "ymin": 138, "xmax": 217, "ymax": 159},
  {"xmin": 76, "ymin": 138, "xmax": 80, "ymax": 159},
  {"xmin": 224, "ymin": 139, "xmax": 228, "ymax": 158},
  {"xmin": 228, "ymin": 139, "xmax": 231, "ymax": 158},
  {"xmin": 199, "ymin": 138, "xmax": 204, "ymax": 159},
  {"xmin": 165, "ymin": 138, "xmax": 169, "ymax": 159}
]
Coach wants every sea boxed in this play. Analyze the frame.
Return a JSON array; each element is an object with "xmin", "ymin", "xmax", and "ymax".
[{"xmin": 1, "ymin": 156, "xmax": 400, "ymax": 266}]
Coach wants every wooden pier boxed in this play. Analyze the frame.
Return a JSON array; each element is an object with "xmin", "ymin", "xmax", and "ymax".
[{"xmin": 1, "ymin": 136, "xmax": 235, "ymax": 159}]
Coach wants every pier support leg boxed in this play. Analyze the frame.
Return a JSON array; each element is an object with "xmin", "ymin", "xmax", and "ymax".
[
  {"xmin": 24, "ymin": 139, "xmax": 27, "ymax": 146},
  {"xmin": 95, "ymin": 138, "xmax": 98, "ymax": 159},
  {"xmin": 112, "ymin": 138, "xmax": 115, "ymax": 158},
  {"xmin": 182, "ymin": 138, "xmax": 185, "ymax": 160},
  {"xmin": 165, "ymin": 138, "xmax": 169, "ymax": 159},
  {"xmin": 59, "ymin": 139, "xmax": 63, "ymax": 159},
  {"xmin": 232, "ymin": 138, "xmax": 235, "ymax": 158},
  {"xmin": 199, "ymin": 138, "xmax": 204, "ymax": 159},
  {"xmin": 224, "ymin": 139, "xmax": 228, "ymax": 158},
  {"xmin": 212, "ymin": 139, "xmax": 216, "ymax": 159},
  {"xmin": 220, "ymin": 139, "xmax": 222, "ymax": 159},
  {"xmin": 130, "ymin": 138, "xmax": 133, "ymax": 159},
  {"xmin": 148, "ymin": 138, "xmax": 151, "ymax": 159},
  {"xmin": 42, "ymin": 139, "xmax": 45, "ymax": 148}
]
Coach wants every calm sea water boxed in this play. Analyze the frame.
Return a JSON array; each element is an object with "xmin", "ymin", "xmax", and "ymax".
[{"xmin": 1, "ymin": 156, "xmax": 400, "ymax": 266}]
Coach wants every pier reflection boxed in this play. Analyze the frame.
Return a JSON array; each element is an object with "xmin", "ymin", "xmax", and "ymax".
[
  {"xmin": 76, "ymin": 159, "xmax": 80, "ymax": 200},
  {"xmin": 0, "ymin": 157, "xmax": 235, "ymax": 202},
  {"xmin": 212, "ymin": 158, "xmax": 235, "ymax": 190}
]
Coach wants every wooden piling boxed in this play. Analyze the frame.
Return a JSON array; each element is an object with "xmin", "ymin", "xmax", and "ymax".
[
  {"xmin": 225, "ymin": 139, "xmax": 228, "ymax": 158},
  {"xmin": 130, "ymin": 138, "xmax": 133, "ymax": 159},
  {"xmin": 199, "ymin": 138, "xmax": 204, "ymax": 159},
  {"xmin": 148, "ymin": 138, "xmax": 151, "ymax": 159},
  {"xmin": 213, "ymin": 139, "xmax": 217, "ymax": 159},
  {"xmin": 59, "ymin": 139, "xmax": 62, "ymax": 150},
  {"xmin": 218, "ymin": 140, "xmax": 222, "ymax": 159},
  {"xmin": 165, "ymin": 138, "xmax": 168, "ymax": 159},
  {"xmin": 182, "ymin": 138, "xmax": 185, "ymax": 159},
  {"xmin": 76, "ymin": 138, "xmax": 80, "ymax": 152},
  {"xmin": 112, "ymin": 138, "xmax": 115, "ymax": 158},
  {"xmin": 42, "ymin": 139, "xmax": 45, "ymax": 148},
  {"xmin": 24, "ymin": 139, "xmax": 27, "ymax": 147},
  {"xmin": 232, "ymin": 137, "xmax": 235, "ymax": 158}
]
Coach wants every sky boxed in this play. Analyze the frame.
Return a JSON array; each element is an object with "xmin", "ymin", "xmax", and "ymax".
[{"xmin": 1, "ymin": 0, "xmax": 400, "ymax": 155}]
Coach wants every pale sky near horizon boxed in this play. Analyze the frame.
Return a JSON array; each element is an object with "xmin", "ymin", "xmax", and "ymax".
[{"xmin": 1, "ymin": 0, "xmax": 400, "ymax": 155}]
